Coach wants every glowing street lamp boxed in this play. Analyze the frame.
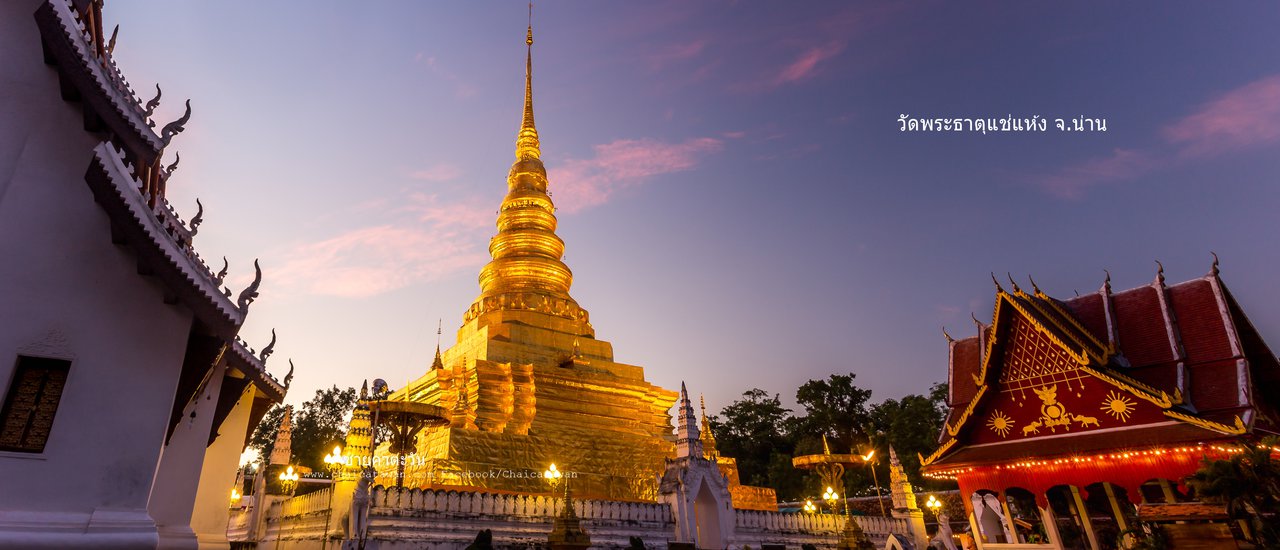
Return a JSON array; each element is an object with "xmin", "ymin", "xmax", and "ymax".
[
  {"xmin": 822, "ymin": 486, "xmax": 840, "ymax": 515},
  {"xmin": 322, "ymin": 446, "xmax": 345, "ymax": 545},
  {"xmin": 926, "ymin": 494, "xmax": 942, "ymax": 516},
  {"xmin": 803, "ymin": 500, "xmax": 817, "ymax": 513},
  {"xmin": 861, "ymin": 448, "xmax": 887, "ymax": 516},
  {"xmin": 278, "ymin": 465, "xmax": 300, "ymax": 495},
  {"xmin": 543, "ymin": 463, "xmax": 564, "ymax": 494}
]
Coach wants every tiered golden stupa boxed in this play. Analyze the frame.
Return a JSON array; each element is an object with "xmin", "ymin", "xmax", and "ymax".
[{"xmin": 369, "ymin": 23, "xmax": 679, "ymax": 502}]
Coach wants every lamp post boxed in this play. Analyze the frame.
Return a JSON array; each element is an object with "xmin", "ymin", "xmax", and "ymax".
[
  {"xmin": 860, "ymin": 449, "xmax": 886, "ymax": 516},
  {"xmin": 275, "ymin": 465, "xmax": 300, "ymax": 550},
  {"xmin": 322, "ymin": 445, "xmax": 344, "ymax": 549},
  {"xmin": 926, "ymin": 494, "xmax": 942, "ymax": 517},
  {"xmin": 544, "ymin": 463, "xmax": 564, "ymax": 497},
  {"xmin": 823, "ymin": 486, "xmax": 840, "ymax": 515},
  {"xmin": 803, "ymin": 500, "xmax": 818, "ymax": 514}
]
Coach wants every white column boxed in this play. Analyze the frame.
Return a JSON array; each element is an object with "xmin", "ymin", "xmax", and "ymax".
[
  {"xmin": 190, "ymin": 385, "xmax": 257, "ymax": 549},
  {"xmin": 148, "ymin": 361, "xmax": 228, "ymax": 549}
]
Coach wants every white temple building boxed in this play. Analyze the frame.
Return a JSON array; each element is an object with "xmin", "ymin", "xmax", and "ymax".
[{"xmin": 0, "ymin": 1, "xmax": 289, "ymax": 548}]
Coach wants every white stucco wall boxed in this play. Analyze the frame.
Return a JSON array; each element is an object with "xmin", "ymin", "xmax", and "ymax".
[{"xmin": 0, "ymin": 1, "xmax": 197, "ymax": 546}]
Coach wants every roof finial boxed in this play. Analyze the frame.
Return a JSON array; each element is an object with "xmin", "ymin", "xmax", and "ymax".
[
  {"xmin": 432, "ymin": 318, "xmax": 443, "ymax": 369},
  {"xmin": 971, "ymin": 311, "xmax": 982, "ymax": 330},
  {"xmin": 259, "ymin": 328, "xmax": 276, "ymax": 362},
  {"xmin": 1006, "ymin": 272, "xmax": 1022, "ymax": 293},
  {"xmin": 991, "ymin": 272, "xmax": 1004, "ymax": 292},
  {"xmin": 1155, "ymin": 260, "xmax": 1166, "ymax": 285},
  {"xmin": 144, "ymin": 84, "xmax": 162, "ymax": 120},
  {"xmin": 1027, "ymin": 274, "xmax": 1042, "ymax": 295},
  {"xmin": 237, "ymin": 259, "xmax": 262, "ymax": 313},
  {"xmin": 1210, "ymin": 251, "xmax": 1220, "ymax": 276},
  {"xmin": 188, "ymin": 198, "xmax": 203, "ymax": 238},
  {"xmin": 516, "ymin": 2, "xmax": 540, "ymax": 160},
  {"xmin": 284, "ymin": 359, "xmax": 294, "ymax": 388},
  {"xmin": 107, "ymin": 25, "xmax": 118, "ymax": 55},
  {"xmin": 161, "ymin": 99, "xmax": 191, "ymax": 145},
  {"xmin": 213, "ymin": 257, "xmax": 228, "ymax": 286},
  {"xmin": 942, "ymin": 326, "xmax": 954, "ymax": 343}
]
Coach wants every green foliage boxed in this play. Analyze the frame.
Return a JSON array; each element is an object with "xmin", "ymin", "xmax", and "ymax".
[
  {"xmin": 707, "ymin": 375, "xmax": 953, "ymax": 502},
  {"xmin": 708, "ymin": 389, "xmax": 793, "ymax": 488},
  {"xmin": 793, "ymin": 373, "xmax": 874, "ymax": 453},
  {"xmin": 1118, "ymin": 523, "xmax": 1169, "ymax": 550},
  {"xmin": 1185, "ymin": 436, "xmax": 1280, "ymax": 546},
  {"xmin": 249, "ymin": 385, "xmax": 358, "ymax": 471}
]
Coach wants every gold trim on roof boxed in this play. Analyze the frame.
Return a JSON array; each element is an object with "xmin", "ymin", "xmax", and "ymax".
[{"xmin": 1162, "ymin": 410, "xmax": 1247, "ymax": 436}]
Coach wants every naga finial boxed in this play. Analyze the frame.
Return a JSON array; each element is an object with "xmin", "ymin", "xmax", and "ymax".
[
  {"xmin": 1006, "ymin": 272, "xmax": 1022, "ymax": 293},
  {"xmin": 971, "ymin": 311, "xmax": 982, "ymax": 330},
  {"xmin": 213, "ymin": 256, "xmax": 228, "ymax": 285},
  {"xmin": 188, "ymin": 198, "xmax": 203, "ymax": 238},
  {"xmin": 1027, "ymin": 274, "xmax": 1042, "ymax": 295},
  {"xmin": 237, "ymin": 259, "xmax": 262, "ymax": 313},
  {"xmin": 284, "ymin": 359, "xmax": 294, "ymax": 388},
  {"xmin": 1154, "ymin": 260, "xmax": 1165, "ymax": 284},
  {"xmin": 166, "ymin": 152, "xmax": 180, "ymax": 175},
  {"xmin": 1210, "ymin": 251, "xmax": 1220, "ymax": 276},
  {"xmin": 160, "ymin": 99, "xmax": 191, "ymax": 145},
  {"xmin": 990, "ymin": 272, "xmax": 1004, "ymax": 292},
  {"xmin": 107, "ymin": 25, "xmax": 118, "ymax": 55},
  {"xmin": 1102, "ymin": 269, "xmax": 1112, "ymax": 293},
  {"xmin": 259, "ymin": 328, "xmax": 276, "ymax": 362},
  {"xmin": 943, "ymin": 327, "xmax": 954, "ymax": 343},
  {"xmin": 144, "ymin": 84, "xmax": 162, "ymax": 119}
]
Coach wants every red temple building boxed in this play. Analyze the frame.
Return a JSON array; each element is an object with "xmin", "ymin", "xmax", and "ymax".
[{"xmin": 922, "ymin": 262, "xmax": 1279, "ymax": 549}]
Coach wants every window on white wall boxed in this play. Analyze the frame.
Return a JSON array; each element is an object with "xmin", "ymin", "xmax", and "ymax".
[{"xmin": 0, "ymin": 356, "xmax": 71, "ymax": 453}]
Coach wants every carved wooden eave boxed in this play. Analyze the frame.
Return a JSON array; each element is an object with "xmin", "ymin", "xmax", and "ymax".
[
  {"xmin": 35, "ymin": 0, "xmax": 164, "ymax": 163},
  {"xmin": 85, "ymin": 142, "xmax": 243, "ymax": 337},
  {"xmin": 224, "ymin": 338, "xmax": 287, "ymax": 404}
]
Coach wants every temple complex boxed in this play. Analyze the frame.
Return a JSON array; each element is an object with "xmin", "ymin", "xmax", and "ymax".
[
  {"xmin": 922, "ymin": 263, "xmax": 1280, "ymax": 549},
  {"xmin": 361, "ymin": 20, "xmax": 777, "ymax": 509},
  {"xmin": 0, "ymin": 1, "xmax": 290, "ymax": 548}
]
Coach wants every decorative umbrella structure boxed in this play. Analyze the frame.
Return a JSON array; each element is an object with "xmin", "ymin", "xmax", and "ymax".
[
  {"xmin": 792, "ymin": 435, "xmax": 875, "ymax": 549},
  {"xmin": 368, "ymin": 399, "xmax": 449, "ymax": 488}
]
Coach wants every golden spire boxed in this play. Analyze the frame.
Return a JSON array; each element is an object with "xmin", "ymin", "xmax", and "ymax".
[
  {"xmin": 468, "ymin": 7, "xmax": 590, "ymax": 334},
  {"xmin": 516, "ymin": 3, "xmax": 540, "ymax": 160}
]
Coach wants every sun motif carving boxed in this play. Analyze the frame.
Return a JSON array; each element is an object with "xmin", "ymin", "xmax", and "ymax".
[
  {"xmin": 987, "ymin": 410, "xmax": 1014, "ymax": 438},
  {"xmin": 1101, "ymin": 391, "xmax": 1136, "ymax": 422}
]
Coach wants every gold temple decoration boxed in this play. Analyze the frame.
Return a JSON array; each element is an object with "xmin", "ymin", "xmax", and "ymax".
[
  {"xmin": 365, "ymin": 19, "xmax": 682, "ymax": 502},
  {"xmin": 1021, "ymin": 384, "xmax": 1099, "ymax": 436},
  {"xmin": 1101, "ymin": 390, "xmax": 1136, "ymax": 422},
  {"xmin": 986, "ymin": 410, "xmax": 1014, "ymax": 438}
]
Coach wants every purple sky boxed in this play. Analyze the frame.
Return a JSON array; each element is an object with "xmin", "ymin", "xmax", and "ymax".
[{"xmin": 106, "ymin": 2, "xmax": 1280, "ymax": 414}]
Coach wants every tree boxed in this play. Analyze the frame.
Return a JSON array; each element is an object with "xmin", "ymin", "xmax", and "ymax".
[
  {"xmin": 1186, "ymin": 437, "xmax": 1280, "ymax": 546},
  {"xmin": 708, "ymin": 389, "xmax": 793, "ymax": 489},
  {"xmin": 868, "ymin": 382, "xmax": 949, "ymax": 486},
  {"xmin": 249, "ymin": 385, "xmax": 358, "ymax": 471},
  {"xmin": 793, "ymin": 373, "xmax": 874, "ymax": 455}
]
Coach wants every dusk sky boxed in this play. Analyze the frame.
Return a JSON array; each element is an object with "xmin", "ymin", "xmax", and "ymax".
[{"xmin": 105, "ymin": 2, "xmax": 1280, "ymax": 416}]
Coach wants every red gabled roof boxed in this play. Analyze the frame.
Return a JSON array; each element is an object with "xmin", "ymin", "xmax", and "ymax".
[{"xmin": 923, "ymin": 266, "xmax": 1276, "ymax": 471}]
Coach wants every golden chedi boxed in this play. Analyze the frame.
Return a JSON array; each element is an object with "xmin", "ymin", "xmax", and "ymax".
[{"xmin": 371, "ymin": 24, "xmax": 678, "ymax": 501}]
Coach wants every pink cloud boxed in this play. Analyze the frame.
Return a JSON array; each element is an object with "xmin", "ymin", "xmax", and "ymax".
[
  {"xmin": 549, "ymin": 137, "xmax": 724, "ymax": 212},
  {"xmin": 774, "ymin": 42, "xmax": 844, "ymax": 86},
  {"xmin": 409, "ymin": 163, "xmax": 463, "ymax": 182},
  {"xmin": 1036, "ymin": 74, "xmax": 1280, "ymax": 199},
  {"xmin": 1162, "ymin": 74, "xmax": 1280, "ymax": 158},
  {"xmin": 647, "ymin": 39, "xmax": 708, "ymax": 71},
  {"xmin": 1037, "ymin": 149, "xmax": 1156, "ymax": 199},
  {"xmin": 273, "ymin": 194, "xmax": 492, "ymax": 297}
]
